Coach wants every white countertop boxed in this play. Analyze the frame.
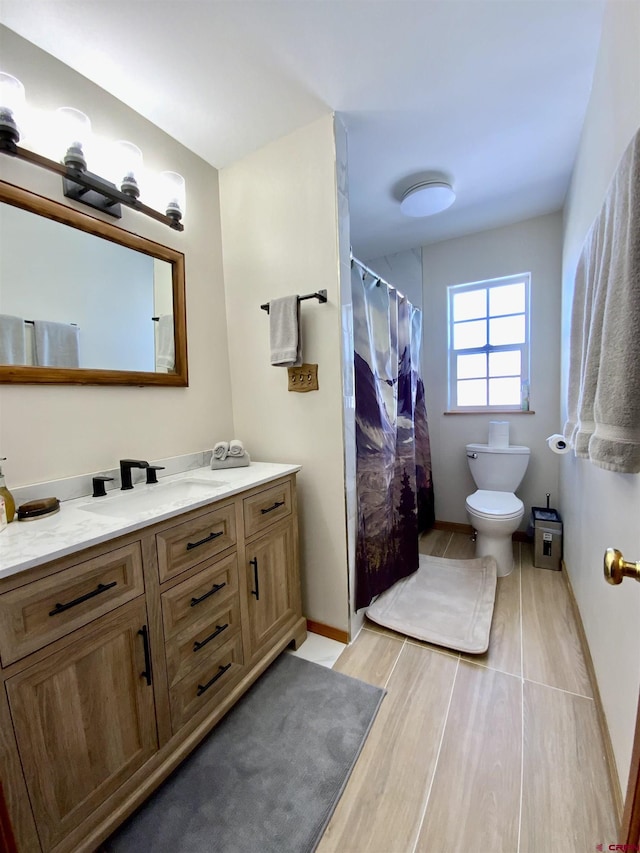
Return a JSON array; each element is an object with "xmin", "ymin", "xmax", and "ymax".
[{"xmin": 0, "ymin": 462, "xmax": 301, "ymax": 580}]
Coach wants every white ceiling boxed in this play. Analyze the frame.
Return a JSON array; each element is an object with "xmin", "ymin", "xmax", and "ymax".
[{"xmin": 1, "ymin": 0, "xmax": 605, "ymax": 259}]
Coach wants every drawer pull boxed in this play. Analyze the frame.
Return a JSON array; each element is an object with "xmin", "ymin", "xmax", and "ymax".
[
  {"xmin": 193, "ymin": 623, "xmax": 228, "ymax": 652},
  {"xmin": 190, "ymin": 581, "xmax": 226, "ymax": 607},
  {"xmin": 260, "ymin": 500, "xmax": 285, "ymax": 515},
  {"xmin": 138, "ymin": 625, "xmax": 153, "ymax": 686},
  {"xmin": 186, "ymin": 530, "xmax": 224, "ymax": 551},
  {"xmin": 197, "ymin": 662, "xmax": 232, "ymax": 696},
  {"xmin": 249, "ymin": 557, "xmax": 260, "ymax": 600},
  {"xmin": 48, "ymin": 580, "xmax": 117, "ymax": 616}
]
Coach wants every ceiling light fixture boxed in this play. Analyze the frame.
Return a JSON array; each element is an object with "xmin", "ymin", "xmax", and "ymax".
[{"xmin": 400, "ymin": 180, "xmax": 456, "ymax": 217}]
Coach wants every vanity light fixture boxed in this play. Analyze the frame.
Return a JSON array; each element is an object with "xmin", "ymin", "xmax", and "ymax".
[
  {"xmin": 400, "ymin": 179, "xmax": 456, "ymax": 217},
  {"xmin": 0, "ymin": 72, "xmax": 185, "ymax": 231}
]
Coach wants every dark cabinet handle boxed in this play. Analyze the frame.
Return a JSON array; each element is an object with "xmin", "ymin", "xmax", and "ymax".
[
  {"xmin": 193, "ymin": 623, "xmax": 228, "ymax": 652},
  {"xmin": 250, "ymin": 557, "xmax": 260, "ymax": 600},
  {"xmin": 260, "ymin": 500, "xmax": 285, "ymax": 515},
  {"xmin": 49, "ymin": 580, "xmax": 117, "ymax": 616},
  {"xmin": 190, "ymin": 581, "xmax": 226, "ymax": 607},
  {"xmin": 138, "ymin": 625, "xmax": 152, "ymax": 686},
  {"xmin": 197, "ymin": 662, "xmax": 232, "ymax": 696},
  {"xmin": 186, "ymin": 530, "xmax": 224, "ymax": 551}
]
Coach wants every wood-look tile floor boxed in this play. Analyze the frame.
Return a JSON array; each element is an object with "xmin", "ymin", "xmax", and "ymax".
[{"xmin": 317, "ymin": 532, "xmax": 619, "ymax": 853}]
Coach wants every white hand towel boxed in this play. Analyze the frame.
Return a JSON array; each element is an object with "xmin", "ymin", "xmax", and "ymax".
[
  {"xmin": 228, "ymin": 439, "xmax": 245, "ymax": 457},
  {"xmin": 564, "ymin": 126, "xmax": 640, "ymax": 473},
  {"xmin": 269, "ymin": 296, "xmax": 302, "ymax": 366},
  {"xmin": 34, "ymin": 321, "xmax": 80, "ymax": 368},
  {"xmin": 156, "ymin": 314, "xmax": 175, "ymax": 372},
  {"xmin": 0, "ymin": 314, "xmax": 27, "ymax": 365},
  {"xmin": 211, "ymin": 451, "xmax": 250, "ymax": 470},
  {"xmin": 213, "ymin": 441, "xmax": 229, "ymax": 461}
]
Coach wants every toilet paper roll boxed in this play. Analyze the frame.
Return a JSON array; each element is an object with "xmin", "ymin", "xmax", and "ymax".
[
  {"xmin": 488, "ymin": 420, "xmax": 510, "ymax": 448},
  {"xmin": 547, "ymin": 433, "xmax": 570, "ymax": 454}
]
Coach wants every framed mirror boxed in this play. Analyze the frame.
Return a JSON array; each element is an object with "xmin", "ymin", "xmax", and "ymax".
[{"xmin": 0, "ymin": 180, "xmax": 188, "ymax": 385}]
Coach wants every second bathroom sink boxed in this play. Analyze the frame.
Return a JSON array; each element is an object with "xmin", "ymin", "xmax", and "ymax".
[{"xmin": 78, "ymin": 478, "xmax": 229, "ymax": 519}]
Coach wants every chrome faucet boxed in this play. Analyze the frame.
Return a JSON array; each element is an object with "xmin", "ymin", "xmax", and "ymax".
[{"xmin": 119, "ymin": 459, "xmax": 149, "ymax": 490}]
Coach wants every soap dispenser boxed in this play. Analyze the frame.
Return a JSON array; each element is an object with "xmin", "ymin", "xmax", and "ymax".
[{"xmin": 0, "ymin": 458, "xmax": 16, "ymax": 523}]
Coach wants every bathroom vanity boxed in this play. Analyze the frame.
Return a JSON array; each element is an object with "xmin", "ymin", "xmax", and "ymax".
[{"xmin": 0, "ymin": 463, "xmax": 306, "ymax": 852}]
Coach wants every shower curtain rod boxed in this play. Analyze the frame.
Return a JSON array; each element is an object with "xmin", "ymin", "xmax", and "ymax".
[{"xmin": 350, "ymin": 255, "xmax": 406, "ymax": 301}]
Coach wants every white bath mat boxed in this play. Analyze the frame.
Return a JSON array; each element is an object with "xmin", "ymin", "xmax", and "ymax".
[{"xmin": 366, "ymin": 553, "xmax": 498, "ymax": 654}]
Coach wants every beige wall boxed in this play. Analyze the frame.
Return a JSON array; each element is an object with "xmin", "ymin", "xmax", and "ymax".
[
  {"xmin": 219, "ymin": 115, "xmax": 350, "ymax": 633},
  {"xmin": 561, "ymin": 0, "xmax": 640, "ymax": 793},
  {"xmin": 422, "ymin": 212, "xmax": 564, "ymax": 527},
  {"xmin": 0, "ymin": 28, "xmax": 233, "ymax": 486}
]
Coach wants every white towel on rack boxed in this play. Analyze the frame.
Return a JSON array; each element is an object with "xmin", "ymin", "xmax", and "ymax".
[
  {"xmin": 156, "ymin": 314, "xmax": 175, "ymax": 372},
  {"xmin": 564, "ymin": 126, "xmax": 640, "ymax": 473},
  {"xmin": 33, "ymin": 321, "xmax": 80, "ymax": 368},
  {"xmin": 0, "ymin": 314, "xmax": 27, "ymax": 364},
  {"xmin": 269, "ymin": 296, "xmax": 302, "ymax": 366}
]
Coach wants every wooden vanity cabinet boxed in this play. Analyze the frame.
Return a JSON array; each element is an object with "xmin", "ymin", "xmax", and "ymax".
[
  {"xmin": 244, "ymin": 517, "xmax": 299, "ymax": 663},
  {"xmin": 6, "ymin": 600, "xmax": 158, "ymax": 852},
  {"xmin": 0, "ymin": 472, "xmax": 306, "ymax": 853}
]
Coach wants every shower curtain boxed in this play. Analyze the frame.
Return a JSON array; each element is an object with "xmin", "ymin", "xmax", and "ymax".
[{"xmin": 352, "ymin": 264, "xmax": 435, "ymax": 611}]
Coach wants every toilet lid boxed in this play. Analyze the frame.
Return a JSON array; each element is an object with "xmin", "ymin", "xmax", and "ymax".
[{"xmin": 466, "ymin": 489, "xmax": 523, "ymax": 519}]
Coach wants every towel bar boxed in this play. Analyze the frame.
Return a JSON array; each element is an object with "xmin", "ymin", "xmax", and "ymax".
[{"xmin": 260, "ymin": 290, "xmax": 327, "ymax": 314}]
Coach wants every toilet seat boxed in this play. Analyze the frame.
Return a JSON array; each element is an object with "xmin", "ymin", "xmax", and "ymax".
[{"xmin": 466, "ymin": 489, "xmax": 523, "ymax": 520}]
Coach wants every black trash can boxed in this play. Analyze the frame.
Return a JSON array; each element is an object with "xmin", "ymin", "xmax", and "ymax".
[{"xmin": 530, "ymin": 505, "xmax": 563, "ymax": 571}]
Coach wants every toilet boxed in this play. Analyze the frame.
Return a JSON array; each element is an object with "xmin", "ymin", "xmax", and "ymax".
[{"xmin": 465, "ymin": 443, "xmax": 530, "ymax": 577}]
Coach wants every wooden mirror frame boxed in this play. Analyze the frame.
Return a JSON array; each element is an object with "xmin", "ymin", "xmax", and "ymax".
[{"xmin": 0, "ymin": 180, "xmax": 188, "ymax": 386}]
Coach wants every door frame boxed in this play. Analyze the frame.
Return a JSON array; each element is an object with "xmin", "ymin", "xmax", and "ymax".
[{"xmin": 622, "ymin": 690, "xmax": 640, "ymax": 845}]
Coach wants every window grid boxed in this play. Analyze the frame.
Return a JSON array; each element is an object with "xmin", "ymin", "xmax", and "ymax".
[{"xmin": 448, "ymin": 273, "xmax": 530, "ymax": 411}]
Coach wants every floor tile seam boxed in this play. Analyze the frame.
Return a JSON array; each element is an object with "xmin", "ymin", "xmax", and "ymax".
[
  {"xmin": 440, "ymin": 531, "xmax": 455, "ymax": 558},
  {"xmin": 459, "ymin": 657, "xmax": 522, "ymax": 682},
  {"xmin": 404, "ymin": 637, "xmax": 461, "ymax": 661},
  {"xmin": 382, "ymin": 635, "xmax": 408, "ymax": 691},
  {"xmin": 522, "ymin": 676, "xmax": 595, "ymax": 701},
  {"xmin": 409, "ymin": 655, "xmax": 461, "ymax": 853},
  {"xmin": 517, "ymin": 541, "xmax": 524, "ymax": 853},
  {"xmin": 517, "ymin": 672, "xmax": 524, "ymax": 853}
]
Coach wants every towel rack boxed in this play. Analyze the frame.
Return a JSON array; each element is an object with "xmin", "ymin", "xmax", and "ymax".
[
  {"xmin": 260, "ymin": 290, "xmax": 328, "ymax": 314},
  {"xmin": 24, "ymin": 319, "xmax": 77, "ymax": 326}
]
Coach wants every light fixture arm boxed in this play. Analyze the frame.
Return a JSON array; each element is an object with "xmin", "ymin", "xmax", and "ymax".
[{"xmin": 0, "ymin": 138, "xmax": 184, "ymax": 232}]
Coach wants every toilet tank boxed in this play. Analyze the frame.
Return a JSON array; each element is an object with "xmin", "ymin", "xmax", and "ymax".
[{"xmin": 466, "ymin": 443, "xmax": 530, "ymax": 492}]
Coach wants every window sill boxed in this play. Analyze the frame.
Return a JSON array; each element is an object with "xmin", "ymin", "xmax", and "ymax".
[{"xmin": 444, "ymin": 409, "xmax": 536, "ymax": 415}]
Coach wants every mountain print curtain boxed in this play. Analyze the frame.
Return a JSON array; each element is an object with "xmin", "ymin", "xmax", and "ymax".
[{"xmin": 352, "ymin": 264, "xmax": 435, "ymax": 611}]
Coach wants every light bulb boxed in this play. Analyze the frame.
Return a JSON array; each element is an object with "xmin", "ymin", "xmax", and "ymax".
[
  {"xmin": 0, "ymin": 73, "xmax": 25, "ymax": 146},
  {"xmin": 56, "ymin": 107, "xmax": 92, "ymax": 170},
  {"xmin": 159, "ymin": 171, "xmax": 185, "ymax": 222},
  {"xmin": 113, "ymin": 140, "xmax": 144, "ymax": 198}
]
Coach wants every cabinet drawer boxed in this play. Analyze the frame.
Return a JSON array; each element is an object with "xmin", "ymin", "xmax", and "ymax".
[
  {"xmin": 169, "ymin": 633, "xmax": 244, "ymax": 732},
  {"xmin": 156, "ymin": 502, "xmax": 236, "ymax": 582},
  {"xmin": 165, "ymin": 598, "xmax": 242, "ymax": 687},
  {"xmin": 243, "ymin": 480, "xmax": 292, "ymax": 539},
  {"xmin": 0, "ymin": 543, "xmax": 144, "ymax": 666},
  {"xmin": 161, "ymin": 552, "xmax": 239, "ymax": 640}
]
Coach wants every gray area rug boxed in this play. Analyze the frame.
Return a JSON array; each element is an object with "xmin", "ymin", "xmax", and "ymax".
[
  {"xmin": 105, "ymin": 653, "xmax": 384, "ymax": 853},
  {"xmin": 366, "ymin": 553, "xmax": 498, "ymax": 654}
]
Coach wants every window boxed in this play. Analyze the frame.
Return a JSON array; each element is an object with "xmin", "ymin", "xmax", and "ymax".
[{"xmin": 447, "ymin": 273, "xmax": 530, "ymax": 411}]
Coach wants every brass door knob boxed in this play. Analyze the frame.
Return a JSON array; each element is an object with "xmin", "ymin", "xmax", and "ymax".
[{"xmin": 603, "ymin": 548, "xmax": 640, "ymax": 585}]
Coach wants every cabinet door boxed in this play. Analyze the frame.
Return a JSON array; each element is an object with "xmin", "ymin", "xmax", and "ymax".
[
  {"xmin": 245, "ymin": 517, "xmax": 297, "ymax": 660},
  {"xmin": 6, "ymin": 600, "xmax": 158, "ymax": 851}
]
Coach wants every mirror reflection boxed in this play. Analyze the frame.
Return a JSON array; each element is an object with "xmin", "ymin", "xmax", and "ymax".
[
  {"xmin": 0, "ymin": 181, "xmax": 187, "ymax": 386},
  {"xmin": 0, "ymin": 203, "xmax": 174, "ymax": 371}
]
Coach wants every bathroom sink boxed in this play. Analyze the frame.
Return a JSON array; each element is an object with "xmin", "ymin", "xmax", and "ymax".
[{"xmin": 78, "ymin": 478, "xmax": 229, "ymax": 519}]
